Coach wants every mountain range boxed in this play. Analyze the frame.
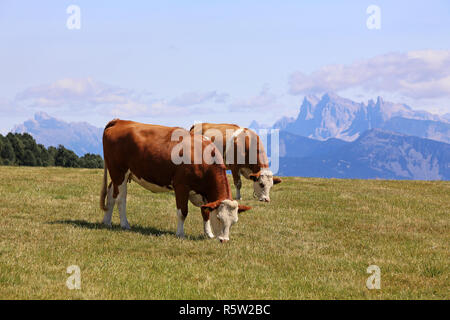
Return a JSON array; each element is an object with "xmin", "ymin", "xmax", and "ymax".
[
  {"xmin": 275, "ymin": 129, "xmax": 449, "ymax": 180},
  {"xmin": 267, "ymin": 93, "xmax": 450, "ymax": 144},
  {"xmin": 11, "ymin": 93, "xmax": 450, "ymax": 180},
  {"xmin": 13, "ymin": 112, "xmax": 103, "ymax": 156}
]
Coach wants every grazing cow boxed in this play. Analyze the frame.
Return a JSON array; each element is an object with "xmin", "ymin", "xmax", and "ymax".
[
  {"xmin": 100, "ymin": 119, "xmax": 251, "ymax": 242},
  {"xmin": 190, "ymin": 123, "xmax": 282, "ymax": 202}
]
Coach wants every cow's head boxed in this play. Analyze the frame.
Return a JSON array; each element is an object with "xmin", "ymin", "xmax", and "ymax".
[
  {"xmin": 249, "ymin": 169, "xmax": 282, "ymax": 202},
  {"xmin": 201, "ymin": 199, "xmax": 251, "ymax": 242}
]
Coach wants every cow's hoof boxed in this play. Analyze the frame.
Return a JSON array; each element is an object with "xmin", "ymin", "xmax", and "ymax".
[
  {"xmin": 121, "ymin": 224, "xmax": 131, "ymax": 230},
  {"xmin": 176, "ymin": 233, "xmax": 185, "ymax": 239},
  {"xmin": 102, "ymin": 221, "xmax": 112, "ymax": 228},
  {"xmin": 205, "ymin": 232, "xmax": 215, "ymax": 239}
]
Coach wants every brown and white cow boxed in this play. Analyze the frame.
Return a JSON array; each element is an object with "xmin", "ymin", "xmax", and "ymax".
[
  {"xmin": 190, "ymin": 123, "xmax": 282, "ymax": 202},
  {"xmin": 100, "ymin": 119, "xmax": 251, "ymax": 242}
]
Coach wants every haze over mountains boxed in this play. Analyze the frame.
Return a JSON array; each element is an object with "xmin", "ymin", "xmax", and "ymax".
[
  {"xmin": 13, "ymin": 112, "xmax": 103, "ymax": 156},
  {"xmin": 12, "ymin": 93, "xmax": 450, "ymax": 180}
]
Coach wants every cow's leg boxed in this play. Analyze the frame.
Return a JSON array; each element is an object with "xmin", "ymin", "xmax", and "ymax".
[
  {"xmin": 102, "ymin": 182, "xmax": 115, "ymax": 227},
  {"xmin": 117, "ymin": 174, "xmax": 131, "ymax": 230},
  {"xmin": 232, "ymin": 168, "xmax": 242, "ymax": 200},
  {"xmin": 176, "ymin": 209, "xmax": 186, "ymax": 238},
  {"xmin": 203, "ymin": 218, "xmax": 215, "ymax": 239},
  {"xmin": 174, "ymin": 184, "xmax": 189, "ymax": 239}
]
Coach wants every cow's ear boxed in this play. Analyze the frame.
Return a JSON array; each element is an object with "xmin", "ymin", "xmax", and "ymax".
[
  {"xmin": 249, "ymin": 172, "xmax": 260, "ymax": 182},
  {"xmin": 273, "ymin": 177, "xmax": 282, "ymax": 185},
  {"xmin": 201, "ymin": 200, "xmax": 221, "ymax": 213},
  {"xmin": 238, "ymin": 205, "xmax": 252, "ymax": 213}
]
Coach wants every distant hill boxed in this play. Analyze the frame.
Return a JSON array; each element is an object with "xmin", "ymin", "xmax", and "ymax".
[
  {"xmin": 273, "ymin": 93, "xmax": 450, "ymax": 144},
  {"xmin": 277, "ymin": 129, "xmax": 450, "ymax": 180},
  {"xmin": 13, "ymin": 112, "xmax": 103, "ymax": 156},
  {"xmin": 444, "ymin": 113, "xmax": 450, "ymax": 122}
]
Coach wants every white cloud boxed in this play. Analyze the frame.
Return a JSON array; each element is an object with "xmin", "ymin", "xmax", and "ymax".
[
  {"xmin": 13, "ymin": 78, "xmax": 196, "ymax": 117},
  {"xmin": 289, "ymin": 50, "xmax": 450, "ymax": 100},
  {"xmin": 228, "ymin": 85, "xmax": 282, "ymax": 111},
  {"xmin": 15, "ymin": 78, "xmax": 133, "ymax": 108},
  {"xmin": 170, "ymin": 91, "xmax": 229, "ymax": 106},
  {"xmin": 12, "ymin": 78, "xmax": 232, "ymax": 118}
]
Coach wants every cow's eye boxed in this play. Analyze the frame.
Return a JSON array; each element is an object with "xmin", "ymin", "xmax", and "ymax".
[{"xmin": 259, "ymin": 183, "xmax": 264, "ymax": 188}]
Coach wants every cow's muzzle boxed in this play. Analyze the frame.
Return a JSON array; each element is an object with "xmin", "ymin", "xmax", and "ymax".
[{"xmin": 218, "ymin": 236, "xmax": 229, "ymax": 243}]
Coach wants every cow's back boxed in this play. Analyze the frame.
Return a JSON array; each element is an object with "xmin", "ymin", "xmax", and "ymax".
[
  {"xmin": 190, "ymin": 122, "xmax": 268, "ymax": 169},
  {"xmin": 103, "ymin": 120, "xmax": 181, "ymax": 187}
]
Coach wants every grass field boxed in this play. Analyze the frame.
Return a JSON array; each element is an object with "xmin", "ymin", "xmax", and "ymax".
[{"xmin": 0, "ymin": 166, "xmax": 448, "ymax": 299}]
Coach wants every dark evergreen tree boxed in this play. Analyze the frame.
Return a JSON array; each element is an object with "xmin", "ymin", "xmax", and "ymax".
[
  {"xmin": 47, "ymin": 146, "xmax": 57, "ymax": 166},
  {"xmin": 78, "ymin": 153, "xmax": 104, "ymax": 168},
  {"xmin": 7, "ymin": 133, "xmax": 25, "ymax": 165},
  {"xmin": 0, "ymin": 137, "xmax": 15, "ymax": 165},
  {"xmin": 54, "ymin": 145, "xmax": 79, "ymax": 168},
  {"xmin": 37, "ymin": 144, "xmax": 51, "ymax": 167},
  {"xmin": 23, "ymin": 149, "xmax": 37, "ymax": 166}
]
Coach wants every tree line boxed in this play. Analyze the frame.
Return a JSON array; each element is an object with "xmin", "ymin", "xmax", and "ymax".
[{"xmin": 0, "ymin": 132, "xmax": 103, "ymax": 168}]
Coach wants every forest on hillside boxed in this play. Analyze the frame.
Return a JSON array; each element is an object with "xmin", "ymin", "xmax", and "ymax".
[{"xmin": 0, "ymin": 133, "xmax": 103, "ymax": 168}]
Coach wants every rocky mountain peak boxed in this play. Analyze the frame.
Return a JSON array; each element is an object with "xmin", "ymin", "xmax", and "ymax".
[{"xmin": 275, "ymin": 93, "xmax": 449, "ymax": 143}]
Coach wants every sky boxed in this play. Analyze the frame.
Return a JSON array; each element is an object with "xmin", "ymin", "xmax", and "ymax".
[{"xmin": 1, "ymin": 0, "xmax": 450, "ymax": 132}]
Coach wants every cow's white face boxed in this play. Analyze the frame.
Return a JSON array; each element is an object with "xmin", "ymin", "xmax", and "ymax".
[
  {"xmin": 208, "ymin": 199, "xmax": 239, "ymax": 242},
  {"xmin": 249, "ymin": 169, "xmax": 282, "ymax": 202},
  {"xmin": 202, "ymin": 200, "xmax": 251, "ymax": 242}
]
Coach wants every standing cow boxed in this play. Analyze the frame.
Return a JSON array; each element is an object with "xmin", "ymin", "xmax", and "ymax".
[
  {"xmin": 100, "ymin": 119, "xmax": 251, "ymax": 242},
  {"xmin": 190, "ymin": 123, "xmax": 282, "ymax": 202}
]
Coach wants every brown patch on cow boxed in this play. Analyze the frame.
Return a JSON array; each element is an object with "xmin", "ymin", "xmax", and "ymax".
[
  {"xmin": 100, "ymin": 166, "xmax": 109, "ymax": 211},
  {"xmin": 238, "ymin": 205, "xmax": 252, "ymax": 213},
  {"xmin": 201, "ymin": 200, "xmax": 222, "ymax": 212},
  {"xmin": 249, "ymin": 172, "xmax": 261, "ymax": 182},
  {"xmin": 273, "ymin": 177, "xmax": 282, "ymax": 184},
  {"xmin": 201, "ymin": 209, "xmax": 210, "ymax": 221},
  {"xmin": 200, "ymin": 200, "xmax": 222, "ymax": 220}
]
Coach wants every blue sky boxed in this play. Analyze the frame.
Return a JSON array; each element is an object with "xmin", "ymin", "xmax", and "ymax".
[{"xmin": 1, "ymin": 0, "xmax": 450, "ymax": 132}]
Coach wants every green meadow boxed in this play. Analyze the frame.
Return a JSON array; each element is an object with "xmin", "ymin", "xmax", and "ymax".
[{"xmin": 0, "ymin": 166, "xmax": 448, "ymax": 299}]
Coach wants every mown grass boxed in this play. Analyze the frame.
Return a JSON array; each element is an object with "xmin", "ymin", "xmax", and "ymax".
[{"xmin": 0, "ymin": 166, "xmax": 448, "ymax": 299}]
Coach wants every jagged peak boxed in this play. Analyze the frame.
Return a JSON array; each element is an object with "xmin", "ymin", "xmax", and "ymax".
[
  {"xmin": 34, "ymin": 111, "xmax": 52, "ymax": 121},
  {"xmin": 248, "ymin": 120, "xmax": 260, "ymax": 128},
  {"xmin": 273, "ymin": 116, "xmax": 296, "ymax": 129},
  {"xmin": 319, "ymin": 92, "xmax": 361, "ymax": 107},
  {"xmin": 376, "ymin": 96, "xmax": 384, "ymax": 104},
  {"xmin": 322, "ymin": 92, "xmax": 340, "ymax": 100},
  {"xmin": 248, "ymin": 120, "xmax": 270, "ymax": 129},
  {"xmin": 303, "ymin": 94, "xmax": 319, "ymax": 105}
]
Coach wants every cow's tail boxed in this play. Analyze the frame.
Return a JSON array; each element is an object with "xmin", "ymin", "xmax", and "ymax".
[{"xmin": 100, "ymin": 161, "xmax": 108, "ymax": 212}]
